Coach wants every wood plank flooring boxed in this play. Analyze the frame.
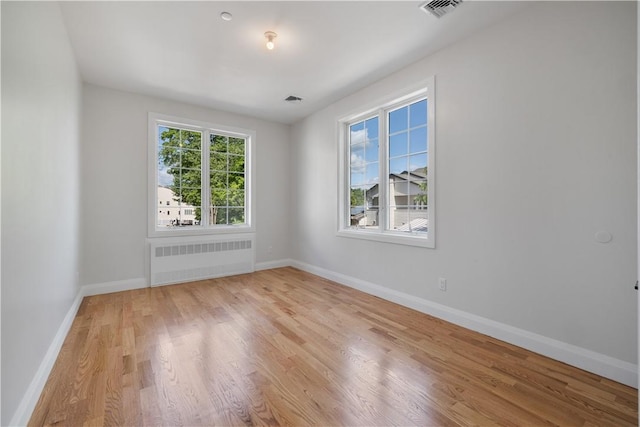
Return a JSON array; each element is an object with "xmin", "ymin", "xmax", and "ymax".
[{"xmin": 30, "ymin": 267, "xmax": 638, "ymax": 426}]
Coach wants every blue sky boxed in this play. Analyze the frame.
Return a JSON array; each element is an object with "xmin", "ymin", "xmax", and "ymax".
[{"xmin": 350, "ymin": 99, "xmax": 428, "ymax": 186}]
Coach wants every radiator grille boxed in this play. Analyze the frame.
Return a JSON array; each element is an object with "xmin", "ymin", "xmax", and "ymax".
[
  {"xmin": 149, "ymin": 235, "xmax": 255, "ymax": 286},
  {"xmin": 154, "ymin": 240, "xmax": 251, "ymax": 258}
]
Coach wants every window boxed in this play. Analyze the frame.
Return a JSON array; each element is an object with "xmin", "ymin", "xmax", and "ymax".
[
  {"xmin": 338, "ymin": 78, "xmax": 435, "ymax": 248},
  {"xmin": 148, "ymin": 113, "xmax": 255, "ymax": 236}
]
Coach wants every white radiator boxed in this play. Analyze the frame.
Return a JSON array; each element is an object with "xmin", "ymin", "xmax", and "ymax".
[{"xmin": 149, "ymin": 234, "xmax": 255, "ymax": 287}]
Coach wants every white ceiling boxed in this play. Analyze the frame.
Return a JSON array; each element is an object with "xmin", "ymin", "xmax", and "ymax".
[{"xmin": 60, "ymin": 1, "xmax": 528, "ymax": 124}]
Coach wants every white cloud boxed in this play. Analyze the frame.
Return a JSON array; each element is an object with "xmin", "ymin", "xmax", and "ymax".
[
  {"xmin": 350, "ymin": 128, "xmax": 366, "ymax": 144},
  {"xmin": 350, "ymin": 153, "xmax": 365, "ymax": 173}
]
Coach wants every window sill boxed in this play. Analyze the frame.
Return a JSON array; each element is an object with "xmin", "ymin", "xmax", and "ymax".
[
  {"xmin": 337, "ymin": 228, "xmax": 434, "ymax": 248},
  {"xmin": 149, "ymin": 224, "xmax": 255, "ymax": 239}
]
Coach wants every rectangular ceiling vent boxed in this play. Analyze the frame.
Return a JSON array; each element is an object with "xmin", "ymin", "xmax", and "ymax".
[{"xmin": 420, "ymin": 0, "xmax": 463, "ymax": 18}]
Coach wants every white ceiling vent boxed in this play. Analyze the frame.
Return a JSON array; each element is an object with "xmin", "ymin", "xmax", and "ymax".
[{"xmin": 420, "ymin": 0, "xmax": 463, "ymax": 18}]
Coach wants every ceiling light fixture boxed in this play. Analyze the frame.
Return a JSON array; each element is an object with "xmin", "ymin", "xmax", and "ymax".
[
  {"xmin": 264, "ymin": 31, "xmax": 277, "ymax": 50},
  {"xmin": 220, "ymin": 11, "xmax": 232, "ymax": 21}
]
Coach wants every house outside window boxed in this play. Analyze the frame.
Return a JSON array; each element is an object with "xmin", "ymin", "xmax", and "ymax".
[
  {"xmin": 148, "ymin": 113, "xmax": 255, "ymax": 237},
  {"xmin": 338, "ymin": 77, "xmax": 435, "ymax": 248}
]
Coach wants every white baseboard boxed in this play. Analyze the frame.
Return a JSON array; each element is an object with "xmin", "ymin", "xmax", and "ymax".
[
  {"xmin": 9, "ymin": 277, "xmax": 148, "ymax": 426},
  {"xmin": 255, "ymin": 258, "xmax": 294, "ymax": 271},
  {"xmin": 82, "ymin": 277, "xmax": 148, "ymax": 296},
  {"xmin": 10, "ymin": 265, "xmax": 637, "ymax": 427},
  {"xmin": 290, "ymin": 259, "xmax": 638, "ymax": 388},
  {"xmin": 9, "ymin": 289, "xmax": 85, "ymax": 426}
]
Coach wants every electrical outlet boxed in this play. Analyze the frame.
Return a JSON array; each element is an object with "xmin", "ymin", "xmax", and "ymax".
[
  {"xmin": 267, "ymin": 245, "xmax": 273, "ymax": 254},
  {"xmin": 438, "ymin": 277, "xmax": 447, "ymax": 291}
]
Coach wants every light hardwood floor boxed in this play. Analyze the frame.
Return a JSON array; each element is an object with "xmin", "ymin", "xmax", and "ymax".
[{"xmin": 30, "ymin": 267, "xmax": 637, "ymax": 426}]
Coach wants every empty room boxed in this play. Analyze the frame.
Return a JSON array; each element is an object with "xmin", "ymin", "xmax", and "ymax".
[{"xmin": 1, "ymin": 0, "xmax": 638, "ymax": 425}]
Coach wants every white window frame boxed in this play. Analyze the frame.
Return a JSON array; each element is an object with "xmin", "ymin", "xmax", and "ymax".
[
  {"xmin": 148, "ymin": 112, "xmax": 256, "ymax": 237},
  {"xmin": 337, "ymin": 77, "xmax": 435, "ymax": 248}
]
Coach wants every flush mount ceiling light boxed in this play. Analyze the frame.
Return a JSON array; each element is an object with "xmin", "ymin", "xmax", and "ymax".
[
  {"xmin": 220, "ymin": 11, "xmax": 232, "ymax": 21},
  {"xmin": 264, "ymin": 31, "xmax": 277, "ymax": 50}
]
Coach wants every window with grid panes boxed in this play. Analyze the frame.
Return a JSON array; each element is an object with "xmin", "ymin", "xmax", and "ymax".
[
  {"xmin": 148, "ymin": 113, "xmax": 255, "ymax": 236},
  {"xmin": 339, "ymin": 79, "xmax": 435, "ymax": 248}
]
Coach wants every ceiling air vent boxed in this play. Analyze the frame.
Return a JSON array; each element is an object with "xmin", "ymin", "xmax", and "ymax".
[
  {"xmin": 420, "ymin": 0, "xmax": 463, "ymax": 18},
  {"xmin": 284, "ymin": 95, "xmax": 303, "ymax": 103}
]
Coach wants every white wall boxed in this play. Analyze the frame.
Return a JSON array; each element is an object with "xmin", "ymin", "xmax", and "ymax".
[
  {"xmin": 81, "ymin": 84, "xmax": 291, "ymax": 287},
  {"xmin": 291, "ymin": 1, "xmax": 637, "ymax": 367},
  {"xmin": 0, "ymin": 3, "xmax": 636, "ymax": 423},
  {"xmin": 1, "ymin": 2, "xmax": 83, "ymax": 425}
]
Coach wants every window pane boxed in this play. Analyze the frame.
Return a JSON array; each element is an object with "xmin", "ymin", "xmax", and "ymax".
[
  {"xmin": 365, "ymin": 162, "xmax": 378, "ymax": 185},
  {"xmin": 365, "ymin": 117, "xmax": 379, "ymax": 140},
  {"xmin": 211, "ymin": 134, "xmax": 227, "ymax": 153},
  {"xmin": 210, "ymin": 172, "xmax": 227, "ymax": 188},
  {"xmin": 409, "ymin": 127, "xmax": 427, "ymax": 154},
  {"xmin": 350, "ymin": 122, "xmax": 365, "ymax": 144},
  {"xmin": 389, "ymin": 106, "xmax": 408, "ymax": 134},
  {"xmin": 211, "ymin": 188, "xmax": 228, "ymax": 206},
  {"xmin": 365, "ymin": 138, "xmax": 379, "ymax": 162},
  {"xmin": 350, "ymin": 116, "xmax": 379, "ymax": 230},
  {"xmin": 350, "ymin": 180, "xmax": 379, "ymax": 230},
  {"xmin": 228, "ymin": 137, "xmax": 245, "ymax": 155},
  {"xmin": 158, "ymin": 151, "xmax": 176, "ymax": 187},
  {"xmin": 390, "ymin": 208, "xmax": 408, "ymax": 231},
  {"xmin": 229, "ymin": 155, "xmax": 245, "ymax": 173},
  {"xmin": 157, "ymin": 126, "xmax": 203, "ymax": 229},
  {"xmin": 350, "ymin": 143, "xmax": 365, "ymax": 169},
  {"xmin": 228, "ymin": 189, "xmax": 245, "ymax": 207},
  {"xmin": 389, "ymin": 132, "xmax": 408, "ymax": 157},
  {"xmin": 409, "ymin": 153, "xmax": 427, "ymax": 173},
  {"xmin": 410, "ymin": 180, "xmax": 428, "ymax": 206},
  {"xmin": 389, "ymin": 99, "xmax": 428, "ymax": 230},
  {"xmin": 350, "ymin": 187, "xmax": 365, "ymax": 208},
  {"xmin": 390, "ymin": 206, "xmax": 428, "ymax": 233},
  {"xmin": 389, "ymin": 156, "xmax": 408, "ymax": 174},
  {"xmin": 366, "ymin": 185, "xmax": 379, "ymax": 209},
  {"xmin": 228, "ymin": 208, "xmax": 245, "ymax": 224},
  {"xmin": 391, "ymin": 175, "xmax": 409, "ymax": 199},
  {"xmin": 182, "ymin": 130, "xmax": 202, "ymax": 149},
  {"xmin": 409, "ymin": 99, "xmax": 427, "ymax": 128},
  {"xmin": 228, "ymin": 173, "xmax": 245, "ymax": 190},
  {"xmin": 208, "ymin": 133, "xmax": 248, "ymax": 226},
  {"xmin": 156, "ymin": 187, "xmax": 201, "ymax": 229},
  {"xmin": 214, "ymin": 207, "xmax": 228, "ymax": 224},
  {"xmin": 364, "ymin": 209, "xmax": 379, "ymax": 227},
  {"xmin": 210, "ymin": 152, "xmax": 227, "ymax": 171},
  {"xmin": 350, "ymin": 172, "xmax": 365, "ymax": 186},
  {"xmin": 178, "ymin": 187, "xmax": 201, "ymax": 205},
  {"xmin": 178, "ymin": 167, "xmax": 201, "ymax": 186}
]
